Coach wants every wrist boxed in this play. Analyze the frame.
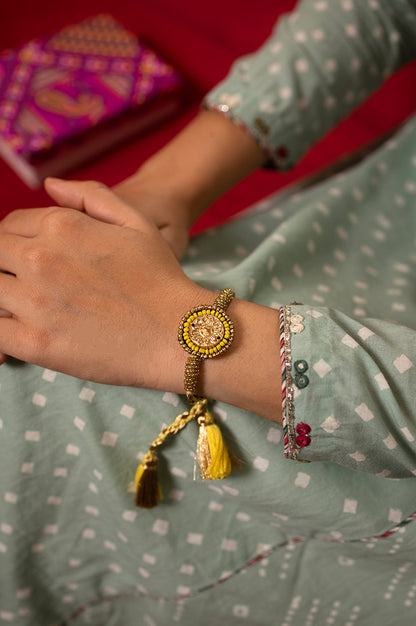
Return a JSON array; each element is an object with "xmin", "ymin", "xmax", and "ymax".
[
  {"xmin": 202, "ymin": 298, "xmax": 283, "ymax": 425},
  {"xmin": 151, "ymin": 283, "xmax": 219, "ymax": 394},
  {"xmin": 113, "ymin": 166, "xmax": 194, "ymax": 229},
  {"xmin": 159, "ymin": 288, "xmax": 282, "ymax": 426},
  {"xmin": 129, "ymin": 163, "xmax": 196, "ymax": 229},
  {"xmin": 126, "ymin": 109, "xmax": 266, "ymax": 228}
]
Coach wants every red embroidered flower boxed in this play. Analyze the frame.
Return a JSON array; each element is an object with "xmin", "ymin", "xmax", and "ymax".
[
  {"xmin": 295, "ymin": 434, "xmax": 311, "ymax": 447},
  {"xmin": 296, "ymin": 422, "xmax": 311, "ymax": 436}
]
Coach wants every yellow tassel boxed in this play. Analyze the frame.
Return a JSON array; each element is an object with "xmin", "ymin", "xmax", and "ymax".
[
  {"xmin": 133, "ymin": 399, "xmax": 239, "ymax": 507},
  {"xmin": 135, "ymin": 453, "xmax": 162, "ymax": 509},
  {"xmin": 197, "ymin": 411, "xmax": 232, "ymax": 480},
  {"xmin": 206, "ymin": 421, "xmax": 232, "ymax": 479}
]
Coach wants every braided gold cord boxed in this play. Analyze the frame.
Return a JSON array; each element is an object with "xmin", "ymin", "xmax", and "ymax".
[{"xmin": 147, "ymin": 399, "xmax": 208, "ymax": 456}]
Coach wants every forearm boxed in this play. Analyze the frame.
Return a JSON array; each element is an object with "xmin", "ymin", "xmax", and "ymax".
[
  {"xmin": 112, "ymin": 111, "xmax": 280, "ymax": 421},
  {"xmin": 117, "ymin": 109, "xmax": 267, "ymax": 227}
]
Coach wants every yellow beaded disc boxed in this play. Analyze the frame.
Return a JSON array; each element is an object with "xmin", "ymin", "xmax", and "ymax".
[{"xmin": 178, "ymin": 306, "xmax": 234, "ymax": 358}]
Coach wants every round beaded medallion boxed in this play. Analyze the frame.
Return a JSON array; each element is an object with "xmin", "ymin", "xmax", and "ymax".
[{"xmin": 178, "ymin": 306, "xmax": 234, "ymax": 358}]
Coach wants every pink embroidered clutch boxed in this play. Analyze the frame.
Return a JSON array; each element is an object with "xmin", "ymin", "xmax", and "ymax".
[{"xmin": 0, "ymin": 14, "xmax": 184, "ymax": 187}]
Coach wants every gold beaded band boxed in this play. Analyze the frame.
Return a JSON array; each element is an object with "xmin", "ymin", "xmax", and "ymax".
[{"xmin": 178, "ymin": 288, "xmax": 235, "ymax": 403}]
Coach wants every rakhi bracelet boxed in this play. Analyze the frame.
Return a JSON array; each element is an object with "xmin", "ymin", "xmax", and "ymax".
[
  {"xmin": 135, "ymin": 289, "xmax": 240, "ymax": 509},
  {"xmin": 179, "ymin": 287, "xmax": 235, "ymax": 403}
]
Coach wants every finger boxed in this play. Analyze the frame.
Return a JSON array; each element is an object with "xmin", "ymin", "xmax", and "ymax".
[
  {"xmin": 1, "ymin": 207, "xmax": 57, "ymax": 237},
  {"xmin": 0, "ymin": 309, "xmax": 10, "ymax": 365},
  {"xmin": 45, "ymin": 178, "xmax": 153, "ymax": 232},
  {"xmin": 0, "ymin": 233, "xmax": 28, "ymax": 272},
  {"xmin": 0, "ymin": 233, "xmax": 30, "ymax": 275},
  {"xmin": 0, "ymin": 317, "xmax": 21, "ymax": 361},
  {"xmin": 44, "ymin": 177, "xmax": 91, "ymax": 210},
  {"xmin": 0, "ymin": 271, "xmax": 20, "ymax": 311}
]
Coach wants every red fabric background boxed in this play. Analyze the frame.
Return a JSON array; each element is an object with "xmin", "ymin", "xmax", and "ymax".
[{"xmin": 1, "ymin": 0, "xmax": 415, "ymax": 232}]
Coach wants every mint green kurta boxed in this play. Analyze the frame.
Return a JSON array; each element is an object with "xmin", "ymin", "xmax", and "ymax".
[{"xmin": 1, "ymin": 1, "xmax": 416, "ymax": 624}]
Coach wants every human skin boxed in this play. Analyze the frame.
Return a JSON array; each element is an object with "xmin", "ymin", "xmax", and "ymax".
[
  {"xmin": 112, "ymin": 109, "xmax": 268, "ymax": 259},
  {"xmin": 0, "ymin": 111, "xmax": 283, "ymax": 424}
]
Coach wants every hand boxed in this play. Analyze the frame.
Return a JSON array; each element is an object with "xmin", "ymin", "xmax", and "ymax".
[
  {"xmin": 0, "ymin": 305, "xmax": 9, "ymax": 365},
  {"xmin": 42, "ymin": 109, "xmax": 267, "ymax": 262},
  {"xmin": 45, "ymin": 175, "xmax": 191, "ymax": 260},
  {"xmin": 0, "ymin": 181, "xmax": 213, "ymax": 389},
  {"xmin": 112, "ymin": 175, "xmax": 191, "ymax": 260},
  {"xmin": 0, "ymin": 174, "xmax": 192, "ymax": 368}
]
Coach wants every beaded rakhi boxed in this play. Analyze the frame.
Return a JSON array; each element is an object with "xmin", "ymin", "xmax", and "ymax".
[{"xmin": 134, "ymin": 289, "xmax": 239, "ymax": 508}]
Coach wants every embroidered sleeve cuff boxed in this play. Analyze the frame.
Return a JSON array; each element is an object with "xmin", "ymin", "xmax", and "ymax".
[
  {"xmin": 280, "ymin": 305, "xmax": 356, "ymax": 465},
  {"xmin": 279, "ymin": 305, "xmax": 416, "ymax": 477},
  {"xmin": 203, "ymin": 1, "xmax": 416, "ymax": 173},
  {"xmin": 203, "ymin": 98, "xmax": 292, "ymax": 171},
  {"xmin": 280, "ymin": 305, "xmax": 319, "ymax": 461}
]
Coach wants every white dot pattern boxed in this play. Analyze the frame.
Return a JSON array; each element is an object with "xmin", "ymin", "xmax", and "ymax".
[{"xmin": 1, "ymin": 1, "xmax": 416, "ymax": 625}]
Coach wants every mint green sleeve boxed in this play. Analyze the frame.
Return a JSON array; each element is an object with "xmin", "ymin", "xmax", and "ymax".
[
  {"xmin": 281, "ymin": 304, "xmax": 416, "ymax": 478},
  {"xmin": 204, "ymin": 0, "xmax": 416, "ymax": 169}
]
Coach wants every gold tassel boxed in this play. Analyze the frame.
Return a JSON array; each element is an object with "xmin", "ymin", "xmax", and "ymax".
[
  {"xmin": 197, "ymin": 410, "xmax": 232, "ymax": 480},
  {"xmin": 135, "ymin": 452, "xmax": 162, "ymax": 509},
  {"xmin": 134, "ymin": 401, "xmax": 206, "ymax": 508},
  {"xmin": 134, "ymin": 399, "xmax": 240, "ymax": 507}
]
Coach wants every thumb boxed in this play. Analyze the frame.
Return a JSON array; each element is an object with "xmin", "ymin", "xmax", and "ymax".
[
  {"xmin": 44, "ymin": 178, "xmax": 146, "ymax": 229},
  {"xmin": 160, "ymin": 224, "xmax": 189, "ymax": 260}
]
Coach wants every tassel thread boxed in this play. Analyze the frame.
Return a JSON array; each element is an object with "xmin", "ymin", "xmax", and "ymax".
[
  {"xmin": 197, "ymin": 410, "xmax": 233, "ymax": 480},
  {"xmin": 135, "ymin": 399, "xmax": 240, "ymax": 507},
  {"xmin": 135, "ymin": 452, "xmax": 162, "ymax": 509}
]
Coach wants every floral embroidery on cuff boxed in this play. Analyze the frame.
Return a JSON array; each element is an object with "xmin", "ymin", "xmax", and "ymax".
[{"xmin": 280, "ymin": 305, "xmax": 311, "ymax": 461}]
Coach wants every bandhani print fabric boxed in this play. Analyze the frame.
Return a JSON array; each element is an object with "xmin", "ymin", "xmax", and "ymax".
[{"xmin": 0, "ymin": 1, "xmax": 416, "ymax": 624}]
